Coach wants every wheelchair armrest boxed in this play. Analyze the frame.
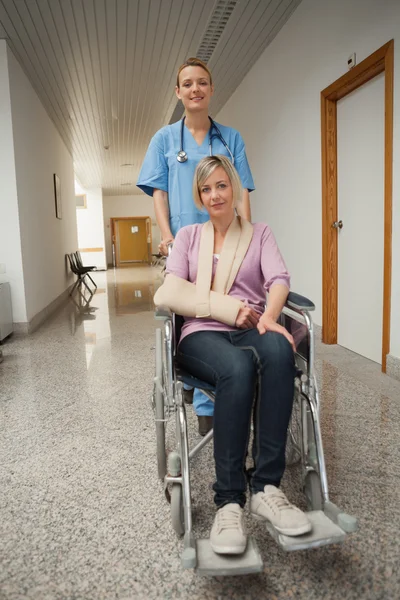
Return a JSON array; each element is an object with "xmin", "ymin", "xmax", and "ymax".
[
  {"xmin": 286, "ymin": 291, "xmax": 315, "ymax": 312},
  {"xmin": 155, "ymin": 305, "xmax": 173, "ymax": 320}
]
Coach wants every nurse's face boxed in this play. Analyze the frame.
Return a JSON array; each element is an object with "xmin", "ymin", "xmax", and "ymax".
[
  {"xmin": 175, "ymin": 66, "xmax": 214, "ymax": 112},
  {"xmin": 199, "ymin": 166, "xmax": 235, "ymax": 219}
]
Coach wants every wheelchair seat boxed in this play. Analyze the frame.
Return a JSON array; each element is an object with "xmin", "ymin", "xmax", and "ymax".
[{"xmin": 176, "ymin": 367, "xmax": 216, "ymax": 394}]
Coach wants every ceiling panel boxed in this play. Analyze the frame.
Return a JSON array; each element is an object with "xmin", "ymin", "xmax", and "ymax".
[
  {"xmin": 0, "ymin": 0, "xmax": 302, "ymax": 196},
  {"xmin": 210, "ymin": 0, "xmax": 302, "ymax": 111}
]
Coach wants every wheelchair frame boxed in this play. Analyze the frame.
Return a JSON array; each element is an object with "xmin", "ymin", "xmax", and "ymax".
[{"xmin": 153, "ymin": 292, "xmax": 358, "ymax": 574}]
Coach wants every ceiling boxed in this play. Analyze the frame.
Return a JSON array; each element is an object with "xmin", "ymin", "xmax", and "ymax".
[{"xmin": 0, "ymin": 0, "xmax": 302, "ymax": 196}]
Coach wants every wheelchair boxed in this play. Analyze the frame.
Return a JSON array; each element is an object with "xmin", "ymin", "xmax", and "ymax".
[{"xmin": 153, "ymin": 292, "xmax": 358, "ymax": 576}]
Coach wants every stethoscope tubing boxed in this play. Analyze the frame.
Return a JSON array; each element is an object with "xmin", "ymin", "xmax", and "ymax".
[{"xmin": 177, "ymin": 116, "xmax": 234, "ymax": 164}]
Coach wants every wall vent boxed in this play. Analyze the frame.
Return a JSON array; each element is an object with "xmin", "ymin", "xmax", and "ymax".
[
  {"xmin": 169, "ymin": 0, "xmax": 238, "ymax": 123},
  {"xmin": 197, "ymin": 0, "xmax": 238, "ymax": 63}
]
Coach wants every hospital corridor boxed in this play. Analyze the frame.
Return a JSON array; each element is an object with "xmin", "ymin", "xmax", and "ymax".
[{"xmin": 1, "ymin": 0, "xmax": 400, "ymax": 598}]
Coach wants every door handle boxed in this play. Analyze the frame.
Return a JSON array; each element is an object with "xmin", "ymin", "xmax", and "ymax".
[{"xmin": 332, "ymin": 220, "xmax": 343, "ymax": 229}]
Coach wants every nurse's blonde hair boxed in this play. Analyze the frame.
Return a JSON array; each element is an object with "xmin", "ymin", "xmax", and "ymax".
[
  {"xmin": 176, "ymin": 57, "xmax": 213, "ymax": 87},
  {"xmin": 193, "ymin": 155, "xmax": 242, "ymax": 211}
]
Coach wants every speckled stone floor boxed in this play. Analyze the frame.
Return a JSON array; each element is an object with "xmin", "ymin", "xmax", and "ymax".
[{"xmin": 0, "ymin": 266, "xmax": 399, "ymax": 600}]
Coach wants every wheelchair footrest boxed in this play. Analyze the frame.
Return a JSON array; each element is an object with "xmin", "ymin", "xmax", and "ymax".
[
  {"xmin": 266, "ymin": 510, "xmax": 346, "ymax": 551},
  {"xmin": 195, "ymin": 537, "xmax": 263, "ymax": 576}
]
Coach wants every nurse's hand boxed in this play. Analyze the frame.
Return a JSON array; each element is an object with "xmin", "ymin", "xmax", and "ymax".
[
  {"xmin": 159, "ymin": 236, "xmax": 175, "ymax": 256},
  {"xmin": 235, "ymin": 306, "xmax": 260, "ymax": 329}
]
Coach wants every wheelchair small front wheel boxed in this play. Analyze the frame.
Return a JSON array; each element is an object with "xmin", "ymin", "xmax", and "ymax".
[
  {"xmin": 304, "ymin": 470, "xmax": 323, "ymax": 511},
  {"xmin": 170, "ymin": 484, "xmax": 185, "ymax": 537}
]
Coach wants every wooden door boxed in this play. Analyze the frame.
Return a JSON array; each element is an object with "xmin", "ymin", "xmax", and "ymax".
[
  {"xmin": 321, "ymin": 40, "xmax": 393, "ymax": 372},
  {"xmin": 337, "ymin": 74, "xmax": 385, "ymax": 363},
  {"xmin": 114, "ymin": 218, "xmax": 150, "ymax": 265}
]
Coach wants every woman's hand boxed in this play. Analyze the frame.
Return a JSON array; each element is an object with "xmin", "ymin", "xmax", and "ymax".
[
  {"xmin": 159, "ymin": 236, "xmax": 174, "ymax": 256},
  {"xmin": 257, "ymin": 313, "xmax": 296, "ymax": 352},
  {"xmin": 235, "ymin": 306, "xmax": 260, "ymax": 329}
]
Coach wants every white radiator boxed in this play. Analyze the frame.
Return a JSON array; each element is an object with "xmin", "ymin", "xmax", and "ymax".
[{"xmin": 0, "ymin": 282, "xmax": 13, "ymax": 341}]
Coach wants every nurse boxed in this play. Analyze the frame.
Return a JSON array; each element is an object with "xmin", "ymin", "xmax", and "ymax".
[{"xmin": 137, "ymin": 57, "xmax": 255, "ymax": 435}]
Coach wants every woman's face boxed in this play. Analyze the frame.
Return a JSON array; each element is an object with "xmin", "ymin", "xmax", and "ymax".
[
  {"xmin": 199, "ymin": 166, "xmax": 235, "ymax": 219},
  {"xmin": 175, "ymin": 66, "xmax": 213, "ymax": 112}
]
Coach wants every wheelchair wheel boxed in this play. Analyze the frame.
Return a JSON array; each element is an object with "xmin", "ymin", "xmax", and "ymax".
[
  {"xmin": 304, "ymin": 470, "xmax": 323, "ymax": 511},
  {"xmin": 286, "ymin": 389, "xmax": 302, "ymax": 466},
  {"xmin": 170, "ymin": 484, "xmax": 185, "ymax": 537},
  {"xmin": 155, "ymin": 328, "xmax": 167, "ymax": 480}
]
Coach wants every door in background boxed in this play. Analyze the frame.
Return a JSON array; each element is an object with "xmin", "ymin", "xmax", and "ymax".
[
  {"xmin": 337, "ymin": 73, "xmax": 385, "ymax": 364},
  {"xmin": 115, "ymin": 218, "xmax": 149, "ymax": 265}
]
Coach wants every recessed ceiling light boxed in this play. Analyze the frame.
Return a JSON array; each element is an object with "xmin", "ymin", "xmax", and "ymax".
[
  {"xmin": 121, "ymin": 182, "xmax": 133, "ymax": 186},
  {"xmin": 121, "ymin": 163, "xmax": 134, "ymax": 167}
]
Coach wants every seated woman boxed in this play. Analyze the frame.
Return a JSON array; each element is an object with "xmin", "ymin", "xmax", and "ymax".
[{"xmin": 154, "ymin": 155, "xmax": 311, "ymax": 555}]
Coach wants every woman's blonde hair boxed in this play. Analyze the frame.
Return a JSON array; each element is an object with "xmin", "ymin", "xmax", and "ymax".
[
  {"xmin": 193, "ymin": 155, "xmax": 242, "ymax": 211},
  {"xmin": 176, "ymin": 57, "xmax": 213, "ymax": 87}
]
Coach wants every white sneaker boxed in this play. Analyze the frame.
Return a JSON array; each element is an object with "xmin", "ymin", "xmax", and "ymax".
[
  {"xmin": 210, "ymin": 503, "xmax": 247, "ymax": 555},
  {"xmin": 251, "ymin": 485, "xmax": 312, "ymax": 536}
]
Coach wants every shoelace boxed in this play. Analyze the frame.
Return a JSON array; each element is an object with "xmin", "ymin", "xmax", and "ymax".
[
  {"xmin": 261, "ymin": 489, "xmax": 298, "ymax": 515},
  {"xmin": 216, "ymin": 507, "xmax": 242, "ymax": 532}
]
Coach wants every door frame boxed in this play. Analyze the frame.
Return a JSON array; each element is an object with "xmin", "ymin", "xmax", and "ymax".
[
  {"xmin": 111, "ymin": 216, "xmax": 152, "ymax": 267},
  {"xmin": 321, "ymin": 40, "xmax": 394, "ymax": 372}
]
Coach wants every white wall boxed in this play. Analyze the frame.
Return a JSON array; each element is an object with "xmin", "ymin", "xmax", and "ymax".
[
  {"xmin": 216, "ymin": 0, "xmax": 400, "ymax": 359},
  {"xmin": 7, "ymin": 46, "xmax": 78, "ymax": 322},
  {"xmin": 75, "ymin": 183, "xmax": 107, "ymax": 270},
  {"xmin": 0, "ymin": 41, "xmax": 27, "ymax": 322},
  {"xmin": 102, "ymin": 194, "xmax": 159, "ymax": 265}
]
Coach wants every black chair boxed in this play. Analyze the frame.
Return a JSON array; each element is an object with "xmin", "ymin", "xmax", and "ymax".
[
  {"xmin": 74, "ymin": 252, "xmax": 97, "ymax": 289},
  {"xmin": 75, "ymin": 251, "xmax": 96, "ymax": 271},
  {"xmin": 67, "ymin": 253, "xmax": 96, "ymax": 296},
  {"xmin": 73, "ymin": 252, "xmax": 97, "ymax": 290}
]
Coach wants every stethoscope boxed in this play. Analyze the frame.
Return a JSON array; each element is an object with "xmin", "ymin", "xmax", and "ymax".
[{"xmin": 177, "ymin": 116, "xmax": 234, "ymax": 164}]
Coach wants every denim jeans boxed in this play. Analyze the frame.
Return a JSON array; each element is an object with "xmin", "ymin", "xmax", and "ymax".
[{"xmin": 178, "ymin": 329, "xmax": 295, "ymax": 508}]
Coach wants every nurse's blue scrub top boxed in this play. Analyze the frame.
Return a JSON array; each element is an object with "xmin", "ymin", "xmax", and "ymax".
[{"xmin": 137, "ymin": 119, "xmax": 255, "ymax": 236}]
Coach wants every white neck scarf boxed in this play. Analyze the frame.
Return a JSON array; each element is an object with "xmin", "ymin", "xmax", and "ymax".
[{"xmin": 195, "ymin": 216, "xmax": 253, "ymax": 317}]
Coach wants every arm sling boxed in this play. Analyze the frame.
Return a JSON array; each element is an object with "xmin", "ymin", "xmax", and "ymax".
[{"xmin": 154, "ymin": 217, "xmax": 253, "ymax": 327}]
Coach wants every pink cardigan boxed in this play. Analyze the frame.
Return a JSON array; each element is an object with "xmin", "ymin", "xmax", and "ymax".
[{"xmin": 166, "ymin": 222, "xmax": 290, "ymax": 343}]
